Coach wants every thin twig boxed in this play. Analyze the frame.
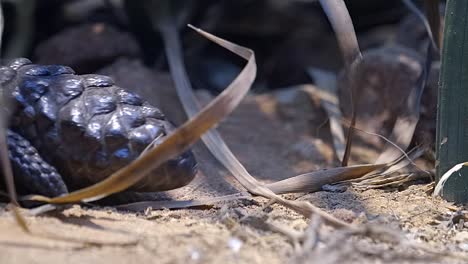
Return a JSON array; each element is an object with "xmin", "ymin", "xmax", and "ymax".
[
  {"xmin": 0, "ymin": 2, "xmax": 29, "ymax": 233},
  {"xmin": 319, "ymin": 0, "xmax": 362, "ymax": 166}
]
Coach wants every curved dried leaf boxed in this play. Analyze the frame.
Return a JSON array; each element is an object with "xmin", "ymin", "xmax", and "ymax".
[
  {"xmin": 29, "ymin": 25, "xmax": 256, "ymax": 204},
  {"xmin": 159, "ymin": 19, "xmax": 353, "ymax": 229},
  {"xmin": 433, "ymin": 162, "xmax": 468, "ymax": 197}
]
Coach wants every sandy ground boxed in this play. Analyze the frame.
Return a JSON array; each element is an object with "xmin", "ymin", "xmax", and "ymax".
[{"xmin": 1, "ymin": 66, "xmax": 467, "ymax": 264}]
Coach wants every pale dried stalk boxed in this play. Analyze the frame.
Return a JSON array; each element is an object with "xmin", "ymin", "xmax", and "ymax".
[
  {"xmin": 157, "ymin": 16, "xmax": 352, "ymax": 228},
  {"xmin": 319, "ymin": 0, "xmax": 362, "ymax": 167},
  {"xmin": 0, "ymin": 2, "xmax": 29, "ymax": 233}
]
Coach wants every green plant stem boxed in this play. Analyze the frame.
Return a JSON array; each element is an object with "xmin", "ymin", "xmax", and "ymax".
[{"xmin": 436, "ymin": 0, "xmax": 468, "ymax": 202}]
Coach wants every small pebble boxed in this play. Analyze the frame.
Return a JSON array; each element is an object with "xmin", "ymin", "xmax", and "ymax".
[
  {"xmin": 189, "ymin": 248, "xmax": 201, "ymax": 261},
  {"xmin": 228, "ymin": 237, "xmax": 243, "ymax": 253}
]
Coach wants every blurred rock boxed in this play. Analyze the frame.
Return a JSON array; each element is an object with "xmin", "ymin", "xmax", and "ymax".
[
  {"xmin": 34, "ymin": 23, "xmax": 140, "ymax": 73},
  {"xmin": 338, "ymin": 43, "xmax": 438, "ymax": 150},
  {"xmin": 338, "ymin": 44, "xmax": 423, "ymax": 147},
  {"xmin": 339, "ymin": 44, "xmax": 422, "ymax": 125}
]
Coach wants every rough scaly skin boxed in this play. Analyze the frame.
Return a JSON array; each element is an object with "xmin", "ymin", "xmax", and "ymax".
[{"xmin": 1, "ymin": 58, "xmax": 197, "ymax": 199}]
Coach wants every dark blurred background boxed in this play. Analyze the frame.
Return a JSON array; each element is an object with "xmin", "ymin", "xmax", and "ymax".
[
  {"xmin": 0, "ymin": 0, "xmax": 444, "ymax": 165},
  {"xmin": 0, "ymin": 0, "xmax": 435, "ymax": 91}
]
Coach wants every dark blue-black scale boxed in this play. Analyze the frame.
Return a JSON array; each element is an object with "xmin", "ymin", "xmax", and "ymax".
[{"xmin": 0, "ymin": 58, "xmax": 197, "ymax": 199}]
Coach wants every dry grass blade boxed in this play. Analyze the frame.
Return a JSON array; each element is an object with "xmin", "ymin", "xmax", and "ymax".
[
  {"xmin": 318, "ymin": 0, "xmax": 361, "ymax": 66},
  {"xmin": 0, "ymin": 2, "xmax": 29, "ymax": 233},
  {"xmin": 319, "ymin": 0, "xmax": 362, "ymax": 166},
  {"xmin": 266, "ymin": 164, "xmax": 386, "ymax": 194},
  {"xmin": 373, "ymin": 146, "xmax": 426, "ymax": 176},
  {"xmin": 306, "ymin": 69, "xmax": 345, "ymax": 162},
  {"xmin": 28, "ymin": 25, "xmax": 256, "ymax": 204},
  {"xmin": 158, "ymin": 15, "xmax": 353, "ymax": 229},
  {"xmin": 160, "ymin": 22, "xmax": 265, "ymax": 197},
  {"xmin": 0, "ymin": 113, "xmax": 29, "ymax": 233},
  {"xmin": 346, "ymin": 146, "xmax": 424, "ymax": 183},
  {"xmin": 433, "ymin": 162, "xmax": 468, "ymax": 197}
]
